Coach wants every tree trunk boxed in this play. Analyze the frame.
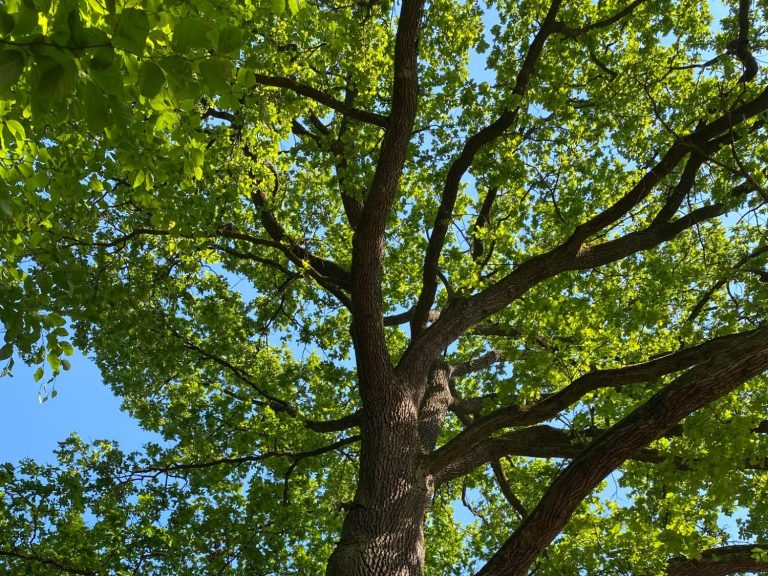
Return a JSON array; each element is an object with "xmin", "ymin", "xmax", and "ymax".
[{"xmin": 326, "ymin": 390, "xmax": 432, "ymax": 575}]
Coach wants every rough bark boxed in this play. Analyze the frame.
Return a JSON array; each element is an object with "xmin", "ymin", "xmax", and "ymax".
[
  {"xmin": 326, "ymin": 0, "xmax": 428, "ymax": 572},
  {"xmin": 667, "ymin": 544, "xmax": 768, "ymax": 575}
]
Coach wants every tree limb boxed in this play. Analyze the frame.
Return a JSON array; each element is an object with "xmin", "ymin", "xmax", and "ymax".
[
  {"xmin": 132, "ymin": 435, "xmax": 361, "ymax": 476},
  {"xmin": 451, "ymin": 350, "xmax": 506, "ymax": 378},
  {"xmin": 667, "ymin": 544, "xmax": 768, "ymax": 576},
  {"xmin": 400, "ymin": 83, "xmax": 768, "ymax": 376},
  {"xmin": 305, "ymin": 411, "xmax": 361, "ymax": 433},
  {"xmin": 553, "ymin": 0, "xmax": 648, "ymax": 37},
  {"xmin": 429, "ymin": 327, "xmax": 765, "ymax": 481},
  {"xmin": 473, "ymin": 326, "xmax": 768, "ymax": 576},
  {"xmin": 728, "ymin": 0, "xmax": 758, "ymax": 83},
  {"xmin": 0, "ymin": 548, "xmax": 95, "ymax": 576},
  {"xmin": 490, "ymin": 460, "xmax": 528, "ymax": 518},
  {"xmin": 249, "ymin": 185, "xmax": 352, "ymax": 307},
  {"xmin": 383, "ymin": 307, "xmax": 440, "ymax": 326},
  {"xmin": 350, "ymin": 0, "xmax": 425, "ymax": 396},
  {"xmin": 410, "ymin": 0, "xmax": 564, "ymax": 336},
  {"xmin": 436, "ymin": 422, "xmax": 768, "ymax": 485},
  {"xmin": 471, "ymin": 186, "xmax": 499, "ymax": 262},
  {"xmin": 251, "ymin": 73, "xmax": 388, "ymax": 127}
]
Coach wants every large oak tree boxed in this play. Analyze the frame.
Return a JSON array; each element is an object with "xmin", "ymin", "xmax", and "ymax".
[{"xmin": 2, "ymin": 0, "xmax": 768, "ymax": 574}]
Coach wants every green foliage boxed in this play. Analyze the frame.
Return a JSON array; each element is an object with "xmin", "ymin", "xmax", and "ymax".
[{"xmin": 1, "ymin": 0, "xmax": 768, "ymax": 574}]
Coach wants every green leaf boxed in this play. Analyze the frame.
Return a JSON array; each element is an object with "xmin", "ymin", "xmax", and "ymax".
[
  {"xmin": 5, "ymin": 119, "xmax": 25, "ymax": 141},
  {"xmin": 160, "ymin": 55, "xmax": 195, "ymax": 101},
  {"xmin": 31, "ymin": 55, "xmax": 77, "ymax": 108},
  {"xmin": 217, "ymin": 25, "xmax": 244, "ymax": 56},
  {"xmin": 0, "ymin": 49, "xmax": 25, "ymax": 90},
  {"xmin": 173, "ymin": 17, "xmax": 217, "ymax": 50},
  {"xmin": 82, "ymin": 81, "xmax": 110, "ymax": 132},
  {"xmin": 90, "ymin": 59, "xmax": 123, "ymax": 96},
  {"xmin": 271, "ymin": 0, "xmax": 285, "ymax": 15},
  {"xmin": 0, "ymin": 343, "xmax": 12, "ymax": 361},
  {"xmin": 47, "ymin": 352, "xmax": 61, "ymax": 371},
  {"xmin": 112, "ymin": 8, "xmax": 149, "ymax": 54},
  {"xmin": 198, "ymin": 58, "xmax": 232, "ymax": 94},
  {"xmin": 33, "ymin": 366, "xmax": 44, "ymax": 382},
  {"xmin": 137, "ymin": 61, "xmax": 165, "ymax": 98},
  {"xmin": 0, "ymin": 9, "xmax": 15, "ymax": 35},
  {"xmin": 11, "ymin": 0, "xmax": 38, "ymax": 36},
  {"xmin": 287, "ymin": 0, "xmax": 299, "ymax": 14}
]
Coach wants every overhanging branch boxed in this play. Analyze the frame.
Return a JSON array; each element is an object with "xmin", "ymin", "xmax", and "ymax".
[
  {"xmin": 429, "ymin": 327, "xmax": 762, "ymax": 476},
  {"xmin": 667, "ymin": 544, "xmax": 768, "ymax": 576},
  {"xmin": 410, "ymin": 0, "xmax": 564, "ymax": 336},
  {"xmin": 473, "ymin": 326, "xmax": 768, "ymax": 576},
  {"xmin": 251, "ymin": 73, "xmax": 388, "ymax": 128}
]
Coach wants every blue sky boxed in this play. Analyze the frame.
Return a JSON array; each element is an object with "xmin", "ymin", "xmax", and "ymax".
[{"xmin": 0, "ymin": 351, "xmax": 156, "ymax": 464}]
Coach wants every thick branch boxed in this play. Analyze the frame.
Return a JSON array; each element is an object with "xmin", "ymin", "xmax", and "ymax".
[
  {"xmin": 251, "ymin": 73, "xmax": 388, "ymax": 127},
  {"xmin": 429, "ymin": 327, "xmax": 764, "ymax": 483},
  {"xmin": 250, "ymin": 187, "xmax": 352, "ymax": 307},
  {"xmin": 437, "ymin": 422, "xmax": 768, "ymax": 484},
  {"xmin": 400, "ymin": 82, "xmax": 768, "ymax": 376},
  {"xmin": 350, "ymin": 0, "xmax": 425, "ymax": 395},
  {"xmin": 383, "ymin": 307, "xmax": 440, "ymax": 326},
  {"xmin": 474, "ymin": 326, "xmax": 768, "ymax": 576},
  {"xmin": 305, "ymin": 411, "xmax": 361, "ymax": 433},
  {"xmin": 418, "ymin": 361, "xmax": 453, "ymax": 452},
  {"xmin": 451, "ymin": 350, "xmax": 506, "ymax": 378},
  {"xmin": 667, "ymin": 544, "xmax": 768, "ymax": 576},
  {"xmin": 729, "ymin": 0, "xmax": 758, "ymax": 82}
]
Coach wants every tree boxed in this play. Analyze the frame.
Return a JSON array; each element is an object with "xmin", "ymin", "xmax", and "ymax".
[{"xmin": 2, "ymin": 0, "xmax": 768, "ymax": 573}]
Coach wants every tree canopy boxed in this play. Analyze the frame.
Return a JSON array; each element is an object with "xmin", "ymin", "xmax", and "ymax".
[{"xmin": 2, "ymin": 0, "xmax": 768, "ymax": 574}]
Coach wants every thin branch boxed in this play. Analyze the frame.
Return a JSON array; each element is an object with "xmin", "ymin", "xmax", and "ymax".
[
  {"xmin": 471, "ymin": 323, "xmax": 567, "ymax": 352},
  {"xmin": 0, "ymin": 548, "xmax": 95, "ymax": 576},
  {"xmin": 335, "ymin": 82, "xmax": 365, "ymax": 229},
  {"xmin": 471, "ymin": 187, "xmax": 499, "ymax": 262},
  {"xmin": 251, "ymin": 73, "xmax": 388, "ymax": 127},
  {"xmin": 291, "ymin": 119, "xmax": 320, "ymax": 143},
  {"xmin": 553, "ymin": 0, "xmax": 648, "ymax": 37},
  {"xmin": 490, "ymin": 460, "xmax": 528, "ymax": 518},
  {"xmin": 687, "ymin": 243, "xmax": 768, "ymax": 323},
  {"xmin": 178, "ymin": 335, "xmax": 298, "ymax": 416},
  {"xmin": 249, "ymin": 182, "xmax": 352, "ymax": 307},
  {"xmin": 211, "ymin": 244, "xmax": 295, "ymax": 276},
  {"xmin": 410, "ymin": 0, "xmax": 564, "ymax": 336},
  {"xmin": 132, "ymin": 435, "xmax": 361, "ymax": 476}
]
